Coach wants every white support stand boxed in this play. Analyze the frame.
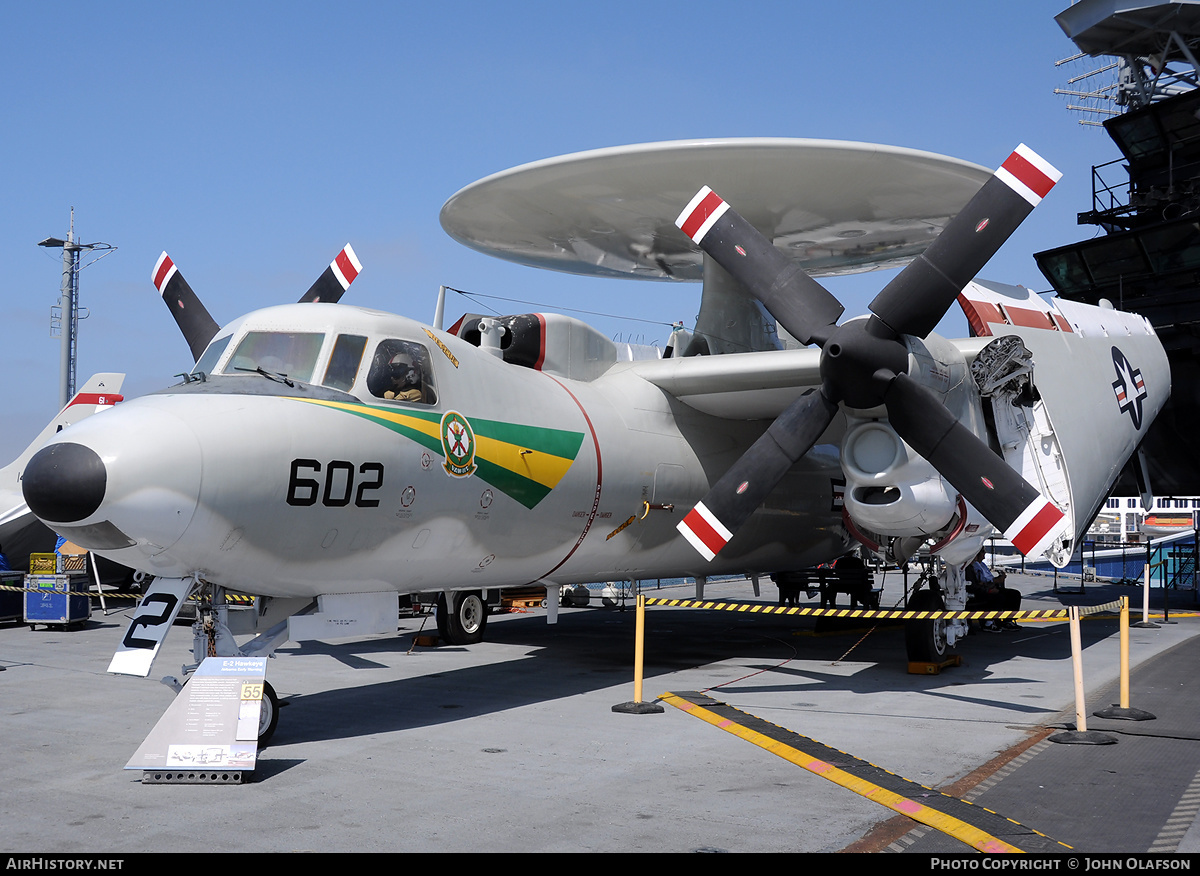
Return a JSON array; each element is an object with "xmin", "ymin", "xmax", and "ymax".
[
  {"xmin": 1134, "ymin": 563, "xmax": 1160, "ymax": 628},
  {"xmin": 87, "ymin": 552, "xmax": 107, "ymax": 615},
  {"xmin": 1050, "ymin": 606, "xmax": 1116, "ymax": 745}
]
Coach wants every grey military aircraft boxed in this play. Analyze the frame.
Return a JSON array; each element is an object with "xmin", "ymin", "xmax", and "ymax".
[{"xmin": 19, "ymin": 140, "xmax": 1169, "ymax": 741}]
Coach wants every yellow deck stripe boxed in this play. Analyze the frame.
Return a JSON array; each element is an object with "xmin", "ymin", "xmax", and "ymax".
[{"xmin": 660, "ymin": 691, "xmax": 1024, "ymax": 854}]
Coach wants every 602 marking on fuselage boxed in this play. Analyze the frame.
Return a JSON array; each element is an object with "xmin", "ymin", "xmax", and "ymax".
[{"xmin": 285, "ymin": 459, "xmax": 385, "ymax": 508}]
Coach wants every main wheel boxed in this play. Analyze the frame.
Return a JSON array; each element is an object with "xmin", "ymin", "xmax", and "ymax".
[
  {"xmin": 258, "ymin": 680, "xmax": 279, "ymax": 745},
  {"xmin": 905, "ymin": 589, "xmax": 950, "ymax": 663},
  {"xmin": 437, "ymin": 591, "xmax": 488, "ymax": 645}
]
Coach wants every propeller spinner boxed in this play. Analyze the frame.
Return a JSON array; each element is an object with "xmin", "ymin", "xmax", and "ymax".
[{"xmin": 674, "ymin": 145, "xmax": 1068, "ymax": 562}]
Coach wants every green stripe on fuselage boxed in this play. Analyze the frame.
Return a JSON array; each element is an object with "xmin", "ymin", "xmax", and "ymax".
[{"xmin": 287, "ymin": 398, "xmax": 585, "ymax": 509}]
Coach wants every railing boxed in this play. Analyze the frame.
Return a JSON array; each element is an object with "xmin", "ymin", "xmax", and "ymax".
[
  {"xmin": 999, "ymin": 531, "xmax": 1198, "ymax": 596},
  {"xmin": 1082, "ymin": 158, "xmax": 1134, "ymax": 225}
]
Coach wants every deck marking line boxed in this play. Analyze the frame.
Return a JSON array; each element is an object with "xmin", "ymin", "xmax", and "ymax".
[{"xmin": 660, "ymin": 691, "xmax": 1074, "ymax": 853}]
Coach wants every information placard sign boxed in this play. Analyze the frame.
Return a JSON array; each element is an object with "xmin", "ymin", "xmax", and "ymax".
[{"xmin": 126, "ymin": 656, "xmax": 267, "ymax": 771}]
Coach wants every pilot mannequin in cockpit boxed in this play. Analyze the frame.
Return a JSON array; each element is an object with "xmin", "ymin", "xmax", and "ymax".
[{"xmin": 383, "ymin": 352, "xmax": 424, "ymax": 402}]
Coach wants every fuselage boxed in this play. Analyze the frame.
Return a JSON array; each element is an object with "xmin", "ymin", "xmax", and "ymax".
[
  {"xmin": 22, "ymin": 304, "xmax": 847, "ymax": 598},
  {"xmin": 22, "ymin": 288, "xmax": 1171, "ymax": 597}
]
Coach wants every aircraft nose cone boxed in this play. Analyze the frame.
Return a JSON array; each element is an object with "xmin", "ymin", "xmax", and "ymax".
[{"xmin": 22, "ymin": 442, "xmax": 107, "ymax": 523}]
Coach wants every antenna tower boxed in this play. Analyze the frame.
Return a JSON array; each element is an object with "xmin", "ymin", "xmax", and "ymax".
[{"xmin": 37, "ymin": 208, "xmax": 116, "ymax": 409}]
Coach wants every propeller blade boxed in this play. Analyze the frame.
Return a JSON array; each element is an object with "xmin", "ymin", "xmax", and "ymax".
[
  {"xmin": 869, "ymin": 144, "xmax": 1061, "ymax": 339},
  {"xmin": 883, "ymin": 372, "xmax": 1067, "ymax": 558},
  {"xmin": 152, "ymin": 252, "xmax": 221, "ymax": 362},
  {"xmin": 299, "ymin": 243, "xmax": 363, "ymax": 304},
  {"xmin": 675, "ymin": 187, "xmax": 844, "ymax": 345},
  {"xmin": 678, "ymin": 390, "xmax": 838, "ymax": 560}
]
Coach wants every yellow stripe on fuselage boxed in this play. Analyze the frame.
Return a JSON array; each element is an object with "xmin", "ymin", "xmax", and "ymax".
[
  {"xmin": 289, "ymin": 398, "xmax": 575, "ymax": 490},
  {"xmin": 473, "ymin": 435, "xmax": 574, "ymax": 489}
]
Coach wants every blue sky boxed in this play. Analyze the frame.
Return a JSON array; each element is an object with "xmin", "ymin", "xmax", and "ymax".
[{"xmin": 1, "ymin": 1, "xmax": 1118, "ymax": 461}]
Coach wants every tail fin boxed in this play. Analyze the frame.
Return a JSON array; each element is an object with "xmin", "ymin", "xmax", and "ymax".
[{"xmin": 0, "ymin": 373, "xmax": 126, "ymax": 514}]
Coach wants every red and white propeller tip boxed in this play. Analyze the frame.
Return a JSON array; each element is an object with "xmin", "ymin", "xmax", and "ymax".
[
  {"xmin": 329, "ymin": 243, "xmax": 362, "ymax": 293},
  {"xmin": 676, "ymin": 186, "xmax": 731, "ymax": 244},
  {"xmin": 152, "ymin": 251, "xmax": 178, "ymax": 295},
  {"xmin": 995, "ymin": 144, "xmax": 1061, "ymax": 207},
  {"xmin": 677, "ymin": 501, "xmax": 734, "ymax": 563}
]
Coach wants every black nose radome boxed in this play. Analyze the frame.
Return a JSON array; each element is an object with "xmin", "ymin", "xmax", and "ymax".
[{"xmin": 22, "ymin": 443, "xmax": 107, "ymax": 523}]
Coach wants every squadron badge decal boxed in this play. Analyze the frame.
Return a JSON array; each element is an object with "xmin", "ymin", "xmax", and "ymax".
[{"xmin": 441, "ymin": 411, "xmax": 478, "ymax": 478}]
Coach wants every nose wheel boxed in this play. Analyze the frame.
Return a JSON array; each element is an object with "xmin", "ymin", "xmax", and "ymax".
[{"xmin": 257, "ymin": 680, "xmax": 280, "ymax": 744}]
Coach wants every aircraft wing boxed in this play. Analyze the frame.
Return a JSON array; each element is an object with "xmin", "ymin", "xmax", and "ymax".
[
  {"xmin": 628, "ymin": 347, "xmax": 822, "ymax": 419},
  {"xmin": 628, "ymin": 340, "xmax": 990, "ymax": 420}
]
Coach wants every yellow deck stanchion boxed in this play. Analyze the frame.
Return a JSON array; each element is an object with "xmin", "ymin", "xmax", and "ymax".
[
  {"xmin": 1095, "ymin": 595, "xmax": 1157, "ymax": 721},
  {"xmin": 612, "ymin": 593, "xmax": 663, "ymax": 714}
]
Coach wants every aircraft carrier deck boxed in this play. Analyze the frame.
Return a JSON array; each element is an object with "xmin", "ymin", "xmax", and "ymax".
[{"xmin": 2, "ymin": 572, "xmax": 1198, "ymax": 856}]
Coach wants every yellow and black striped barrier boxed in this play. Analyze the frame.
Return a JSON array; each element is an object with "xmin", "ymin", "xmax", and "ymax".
[
  {"xmin": 0, "ymin": 583, "xmax": 255, "ymax": 604},
  {"xmin": 641, "ymin": 595, "xmax": 1127, "ymax": 622}
]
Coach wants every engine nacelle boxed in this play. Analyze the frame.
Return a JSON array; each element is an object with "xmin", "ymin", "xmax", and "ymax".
[
  {"xmin": 841, "ymin": 331, "xmax": 987, "ymax": 543},
  {"xmin": 841, "ymin": 420, "xmax": 957, "ymax": 536}
]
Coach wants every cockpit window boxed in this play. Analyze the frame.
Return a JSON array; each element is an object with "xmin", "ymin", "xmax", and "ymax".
[
  {"xmin": 192, "ymin": 335, "xmax": 232, "ymax": 378},
  {"xmin": 322, "ymin": 334, "xmax": 367, "ymax": 392},
  {"xmin": 366, "ymin": 339, "xmax": 437, "ymax": 405},
  {"xmin": 222, "ymin": 331, "xmax": 325, "ymax": 383}
]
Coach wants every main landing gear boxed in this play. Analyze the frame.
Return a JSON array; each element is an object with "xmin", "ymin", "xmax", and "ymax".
[
  {"xmin": 904, "ymin": 588, "xmax": 950, "ymax": 664},
  {"xmin": 903, "ymin": 563, "xmax": 970, "ymax": 665},
  {"xmin": 436, "ymin": 591, "xmax": 489, "ymax": 645}
]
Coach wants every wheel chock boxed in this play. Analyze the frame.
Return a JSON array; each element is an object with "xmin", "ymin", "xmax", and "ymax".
[{"xmin": 907, "ymin": 654, "xmax": 962, "ymax": 675}]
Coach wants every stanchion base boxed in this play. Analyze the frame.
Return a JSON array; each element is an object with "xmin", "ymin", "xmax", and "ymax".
[
  {"xmin": 1132, "ymin": 621, "xmax": 1161, "ymax": 628},
  {"xmin": 1049, "ymin": 729, "xmax": 1118, "ymax": 745},
  {"xmin": 1094, "ymin": 706, "xmax": 1156, "ymax": 721},
  {"xmin": 612, "ymin": 701, "xmax": 664, "ymax": 714},
  {"xmin": 142, "ymin": 769, "xmax": 248, "ymax": 784}
]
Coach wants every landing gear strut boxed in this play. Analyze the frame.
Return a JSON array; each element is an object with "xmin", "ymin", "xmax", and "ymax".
[{"xmin": 188, "ymin": 582, "xmax": 286, "ymax": 743}]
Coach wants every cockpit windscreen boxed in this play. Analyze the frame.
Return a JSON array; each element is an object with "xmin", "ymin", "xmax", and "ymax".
[{"xmin": 222, "ymin": 332, "xmax": 325, "ymax": 382}]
